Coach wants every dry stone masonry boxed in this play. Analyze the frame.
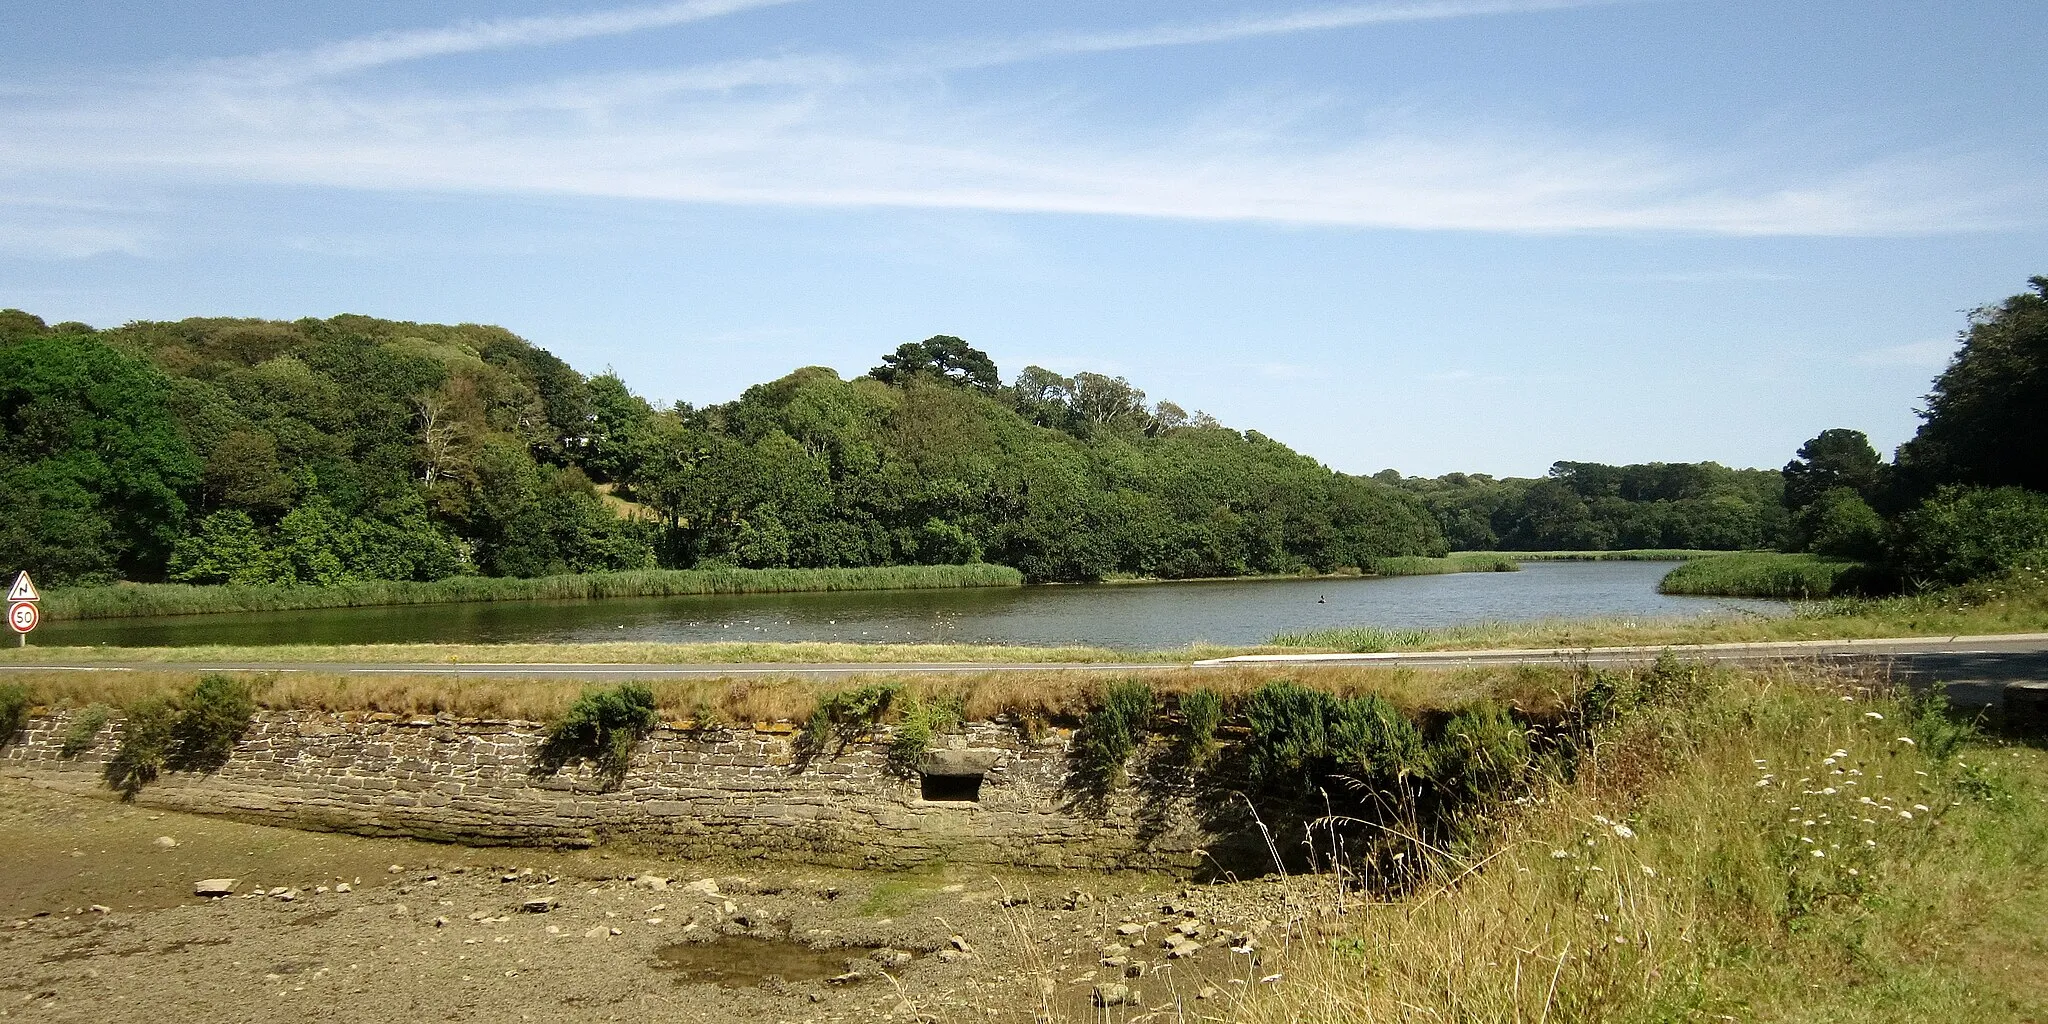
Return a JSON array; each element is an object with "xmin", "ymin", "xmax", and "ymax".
[{"xmin": 2, "ymin": 707, "xmax": 1222, "ymax": 870}]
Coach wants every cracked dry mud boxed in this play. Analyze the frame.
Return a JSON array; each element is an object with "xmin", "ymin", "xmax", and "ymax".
[{"xmin": 0, "ymin": 776, "xmax": 1305, "ymax": 1022}]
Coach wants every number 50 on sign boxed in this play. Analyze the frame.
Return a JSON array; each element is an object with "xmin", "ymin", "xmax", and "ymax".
[{"xmin": 8, "ymin": 601, "xmax": 35, "ymax": 634}]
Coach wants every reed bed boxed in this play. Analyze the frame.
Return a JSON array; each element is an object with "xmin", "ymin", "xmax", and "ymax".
[
  {"xmin": 40, "ymin": 564, "xmax": 1025, "ymax": 621},
  {"xmin": 1504, "ymin": 548, "xmax": 1739, "ymax": 561},
  {"xmin": 1658, "ymin": 551, "xmax": 1875, "ymax": 598},
  {"xmin": 1370, "ymin": 553, "xmax": 1522, "ymax": 576}
]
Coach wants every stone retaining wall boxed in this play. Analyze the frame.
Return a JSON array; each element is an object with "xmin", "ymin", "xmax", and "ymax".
[{"xmin": 0, "ymin": 708, "xmax": 1226, "ymax": 870}]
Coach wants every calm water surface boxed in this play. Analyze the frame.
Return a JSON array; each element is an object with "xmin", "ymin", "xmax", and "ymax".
[{"xmin": 38, "ymin": 561, "xmax": 1783, "ymax": 650}]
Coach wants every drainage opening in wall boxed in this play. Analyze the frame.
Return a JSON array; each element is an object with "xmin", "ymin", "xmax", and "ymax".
[{"xmin": 920, "ymin": 772, "xmax": 983, "ymax": 802}]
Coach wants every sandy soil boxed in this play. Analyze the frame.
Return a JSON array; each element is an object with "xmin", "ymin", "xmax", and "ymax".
[{"xmin": 0, "ymin": 775, "xmax": 1305, "ymax": 1023}]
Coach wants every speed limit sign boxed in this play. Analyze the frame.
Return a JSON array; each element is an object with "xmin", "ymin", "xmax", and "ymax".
[{"xmin": 8, "ymin": 601, "xmax": 37, "ymax": 634}]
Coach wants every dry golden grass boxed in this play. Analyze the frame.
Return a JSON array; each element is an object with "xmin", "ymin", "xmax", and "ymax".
[
  {"xmin": 1011, "ymin": 664, "xmax": 2048, "ymax": 1024},
  {"xmin": 0, "ymin": 661, "xmax": 1583, "ymax": 726}
]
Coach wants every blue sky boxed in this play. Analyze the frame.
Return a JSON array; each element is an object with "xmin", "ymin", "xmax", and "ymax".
[{"xmin": 2, "ymin": 0, "xmax": 2042, "ymax": 476}]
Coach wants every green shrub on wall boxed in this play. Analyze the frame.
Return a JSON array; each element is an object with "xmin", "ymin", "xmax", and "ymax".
[{"xmin": 539, "ymin": 683, "xmax": 659, "ymax": 789}]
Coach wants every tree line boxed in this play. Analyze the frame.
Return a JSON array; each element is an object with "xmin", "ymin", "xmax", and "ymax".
[{"xmin": 0, "ymin": 317, "xmax": 1445, "ymax": 587}]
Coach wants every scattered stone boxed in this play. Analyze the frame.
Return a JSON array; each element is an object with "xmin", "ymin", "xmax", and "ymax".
[
  {"xmin": 268, "ymin": 887, "xmax": 290, "ymax": 897},
  {"xmin": 998, "ymin": 893, "xmax": 1029, "ymax": 908},
  {"xmin": 1197, "ymin": 985, "xmax": 1222, "ymax": 1000},
  {"xmin": 433, "ymin": 916, "xmax": 449, "ymax": 928},
  {"xmin": 583, "ymin": 925, "xmax": 608, "ymax": 939},
  {"xmin": 275, "ymin": 889, "xmax": 300, "ymax": 903},
  {"xmin": 631, "ymin": 876, "xmax": 670, "ymax": 892},
  {"xmin": 827, "ymin": 971, "xmax": 863, "ymax": 986},
  {"xmin": 871, "ymin": 948, "xmax": 913, "ymax": 970},
  {"xmin": 390, "ymin": 904, "xmax": 411, "ymax": 918},
  {"xmin": 88, "ymin": 905, "xmax": 110, "ymax": 915},
  {"xmin": 520, "ymin": 899, "xmax": 554, "ymax": 914},
  {"xmin": 948, "ymin": 935, "xmax": 973, "ymax": 954},
  {"xmin": 682, "ymin": 878, "xmax": 720, "ymax": 897},
  {"xmin": 1124, "ymin": 963, "xmax": 1144, "ymax": 979},
  {"xmin": 1174, "ymin": 920, "xmax": 1205, "ymax": 938},
  {"xmin": 334, "ymin": 883, "xmax": 351, "ymax": 894},
  {"xmin": 1167, "ymin": 940, "xmax": 1202, "ymax": 959},
  {"xmin": 1115, "ymin": 923, "xmax": 1145, "ymax": 937},
  {"xmin": 609, "ymin": 927, "xmax": 622, "ymax": 936},
  {"xmin": 934, "ymin": 948, "xmax": 969, "ymax": 964},
  {"xmin": 1101, "ymin": 956, "xmax": 1129, "ymax": 970},
  {"xmin": 153, "ymin": 836, "xmax": 178, "ymax": 849},
  {"xmin": 387, "ymin": 865, "xmax": 404, "ymax": 874},
  {"xmin": 1092, "ymin": 983, "xmax": 1136, "ymax": 1007},
  {"xmin": 1063, "ymin": 889, "xmax": 1094, "ymax": 911},
  {"xmin": 194, "ymin": 879, "xmax": 237, "ymax": 898}
]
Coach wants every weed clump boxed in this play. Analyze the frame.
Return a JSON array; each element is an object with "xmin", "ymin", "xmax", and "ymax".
[
  {"xmin": 1240, "ymin": 680, "xmax": 1423, "ymax": 794},
  {"xmin": 0, "ymin": 682, "xmax": 30, "ymax": 749},
  {"xmin": 886, "ymin": 693, "xmax": 962, "ymax": 776},
  {"xmin": 538, "ymin": 683, "xmax": 659, "ymax": 788},
  {"xmin": 1073, "ymin": 681, "xmax": 1155, "ymax": 792},
  {"xmin": 170, "ymin": 675, "xmax": 257, "ymax": 772},
  {"xmin": 105, "ymin": 696, "xmax": 178, "ymax": 798},
  {"xmin": 100, "ymin": 675, "xmax": 259, "ymax": 798},
  {"xmin": 1177, "ymin": 688, "xmax": 1224, "ymax": 767},
  {"xmin": 801, "ymin": 682, "xmax": 901, "ymax": 754},
  {"xmin": 59, "ymin": 703, "xmax": 113, "ymax": 757}
]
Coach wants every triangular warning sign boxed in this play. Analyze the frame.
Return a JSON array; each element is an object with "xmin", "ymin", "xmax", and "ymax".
[{"xmin": 7, "ymin": 571, "xmax": 38, "ymax": 603}]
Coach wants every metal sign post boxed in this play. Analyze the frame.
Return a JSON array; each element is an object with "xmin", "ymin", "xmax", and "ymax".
[{"xmin": 7, "ymin": 571, "xmax": 39, "ymax": 647}]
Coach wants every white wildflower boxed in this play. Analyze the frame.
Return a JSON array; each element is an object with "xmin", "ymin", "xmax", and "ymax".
[
  {"xmin": 1847, "ymin": 868, "xmax": 1859, "ymax": 876},
  {"xmin": 1551, "ymin": 850, "xmax": 1570, "ymax": 860},
  {"xmin": 1641, "ymin": 866, "xmax": 1656, "ymax": 877},
  {"xmin": 1864, "ymin": 712, "xmax": 1884, "ymax": 721},
  {"xmin": 1811, "ymin": 850, "xmax": 1825, "ymax": 858},
  {"xmin": 1898, "ymin": 810, "xmax": 1914, "ymax": 820},
  {"xmin": 1612, "ymin": 824, "xmax": 1635, "ymax": 840},
  {"xmin": 1822, "ymin": 787, "xmax": 1838, "ymax": 796},
  {"xmin": 1913, "ymin": 804, "xmax": 1929, "ymax": 812}
]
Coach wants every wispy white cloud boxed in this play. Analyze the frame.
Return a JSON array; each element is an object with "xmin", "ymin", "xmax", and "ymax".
[
  {"xmin": 0, "ymin": 0, "xmax": 2036, "ymax": 243},
  {"xmin": 1853, "ymin": 339, "xmax": 1955, "ymax": 369},
  {"xmin": 213, "ymin": 0, "xmax": 804, "ymax": 84}
]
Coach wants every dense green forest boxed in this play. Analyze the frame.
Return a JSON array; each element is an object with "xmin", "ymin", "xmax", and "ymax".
[
  {"xmin": 1382, "ymin": 461, "xmax": 1785, "ymax": 552},
  {"xmin": 0, "ymin": 315, "xmax": 1448, "ymax": 587}
]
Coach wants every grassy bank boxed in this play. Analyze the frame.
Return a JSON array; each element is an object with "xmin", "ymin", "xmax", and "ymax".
[
  {"xmin": 1224, "ymin": 664, "xmax": 2048, "ymax": 1022},
  {"xmin": 41, "ymin": 564, "xmax": 1024, "ymax": 621},
  {"xmin": 1659, "ymin": 551, "xmax": 1878, "ymax": 598},
  {"xmin": 1272, "ymin": 563, "xmax": 2048, "ymax": 651}
]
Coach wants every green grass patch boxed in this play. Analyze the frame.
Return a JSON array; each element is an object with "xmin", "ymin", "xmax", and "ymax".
[
  {"xmin": 1658, "ymin": 551, "xmax": 1879, "ymax": 598},
  {"xmin": 42, "ymin": 563, "xmax": 1024, "ymax": 621}
]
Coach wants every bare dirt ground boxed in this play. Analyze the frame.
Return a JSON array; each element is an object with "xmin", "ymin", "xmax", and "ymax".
[{"xmin": 0, "ymin": 776, "xmax": 1304, "ymax": 1023}]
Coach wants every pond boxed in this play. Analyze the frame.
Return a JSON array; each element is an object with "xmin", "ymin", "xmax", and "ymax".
[{"xmin": 35, "ymin": 561, "xmax": 1783, "ymax": 650}]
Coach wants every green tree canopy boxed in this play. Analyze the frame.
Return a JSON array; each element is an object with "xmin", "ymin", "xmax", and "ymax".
[{"xmin": 1895, "ymin": 276, "xmax": 2048, "ymax": 494}]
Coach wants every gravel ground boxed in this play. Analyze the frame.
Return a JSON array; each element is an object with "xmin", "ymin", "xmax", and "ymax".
[{"xmin": 0, "ymin": 775, "xmax": 1307, "ymax": 1023}]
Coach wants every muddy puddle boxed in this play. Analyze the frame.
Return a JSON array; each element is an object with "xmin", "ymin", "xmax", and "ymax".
[{"xmin": 653, "ymin": 936, "xmax": 881, "ymax": 988}]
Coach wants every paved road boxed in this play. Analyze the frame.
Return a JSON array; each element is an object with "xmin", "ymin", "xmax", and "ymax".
[{"xmin": 3, "ymin": 633, "xmax": 2045, "ymax": 688}]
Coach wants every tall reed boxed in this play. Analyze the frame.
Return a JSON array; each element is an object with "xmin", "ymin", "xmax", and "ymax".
[{"xmin": 42, "ymin": 563, "xmax": 1024, "ymax": 621}]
